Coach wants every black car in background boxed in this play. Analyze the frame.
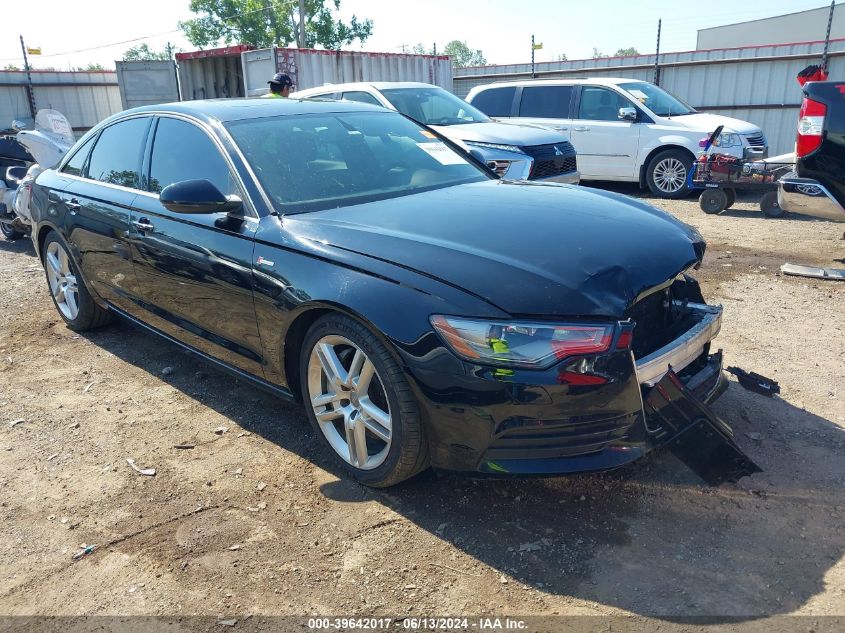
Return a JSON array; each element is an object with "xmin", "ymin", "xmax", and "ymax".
[{"xmin": 30, "ymin": 98, "xmax": 758, "ymax": 487}]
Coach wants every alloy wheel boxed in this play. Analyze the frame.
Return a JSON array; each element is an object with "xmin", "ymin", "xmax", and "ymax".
[
  {"xmin": 307, "ymin": 335, "xmax": 392, "ymax": 470},
  {"xmin": 45, "ymin": 241, "xmax": 80, "ymax": 321},
  {"xmin": 653, "ymin": 158, "xmax": 687, "ymax": 194}
]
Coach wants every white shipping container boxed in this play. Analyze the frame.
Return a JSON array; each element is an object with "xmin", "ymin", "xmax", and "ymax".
[{"xmin": 242, "ymin": 47, "xmax": 452, "ymax": 97}]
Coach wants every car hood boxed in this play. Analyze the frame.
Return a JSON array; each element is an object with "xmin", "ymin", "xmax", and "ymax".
[
  {"xmin": 669, "ymin": 112, "xmax": 761, "ymax": 135},
  {"xmin": 430, "ymin": 121, "xmax": 567, "ymax": 147},
  {"xmin": 286, "ymin": 181, "xmax": 705, "ymax": 318}
]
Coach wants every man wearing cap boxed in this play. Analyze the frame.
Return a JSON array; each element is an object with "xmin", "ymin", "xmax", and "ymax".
[{"xmin": 264, "ymin": 73, "xmax": 294, "ymax": 98}]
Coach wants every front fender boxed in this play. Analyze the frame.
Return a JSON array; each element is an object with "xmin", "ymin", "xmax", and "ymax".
[{"xmin": 636, "ymin": 134, "xmax": 699, "ymax": 167}]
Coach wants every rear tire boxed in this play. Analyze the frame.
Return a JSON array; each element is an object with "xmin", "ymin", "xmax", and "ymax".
[
  {"xmin": 42, "ymin": 231, "xmax": 112, "ymax": 331},
  {"xmin": 723, "ymin": 188, "xmax": 737, "ymax": 209},
  {"xmin": 646, "ymin": 149, "xmax": 693, "ymax": 198},
  {"xmin": 760, "ymin": 191, "xmax": 784, "ymax": 218},
  {"xmin": 699, "ymin": 189, "xmax": 727, "ymax": 214},
  {"xmin": 300, "ymin": 314, "xmax": 429, "ymax": 487}
]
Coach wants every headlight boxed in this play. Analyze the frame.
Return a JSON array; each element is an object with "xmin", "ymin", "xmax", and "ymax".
[
  {"xmin": 430, "ymin": 315, "xmax": 614, "ymax": 369},
  {"xmin": 464, "ymin": 140, "xmax": 524, "ymax": 154},
  {"xmin": 713, "ymin": 132, "xmax": 742, "ymax": 148}
]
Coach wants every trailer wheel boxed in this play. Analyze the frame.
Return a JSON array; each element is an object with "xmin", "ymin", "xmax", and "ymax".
[
  {"xmin": 724, "ymin": 188, "xmax": 737, "ymax": 209},
  {"xmin": 699, "ymin": 189, "xmax": 727, "ymax": 214},
  {"xmin": 760, "ymin": 191, "xmax": 784, "ymax": 218}
]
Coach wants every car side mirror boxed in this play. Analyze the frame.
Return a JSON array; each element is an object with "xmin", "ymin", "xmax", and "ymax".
[
  {"xmin": 160, "ymin": 179, "xmax": 242, "ymax": 215},
  {"xmin": 618, "ymin": 107, "xmax": 638, "ymax": 122}
]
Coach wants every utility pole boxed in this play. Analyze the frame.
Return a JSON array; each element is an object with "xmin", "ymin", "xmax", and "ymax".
[
  {"xmin": 298, "ymin": 0, "xmax": 306, "ymax": 48},
  {"xmin": 821, "ymin": 1, "xmax": 835, "ymax": 72},
  {"xmin": 653, "ymin": 18, "xmax": 662, "ymax": 86},
  {"xmin": 19, "ymin": 35, "xmax": 36, "ymax": 120},
  {"xmin": 531, "ymin": 34, "xmax": 535, "ymax": 79}
]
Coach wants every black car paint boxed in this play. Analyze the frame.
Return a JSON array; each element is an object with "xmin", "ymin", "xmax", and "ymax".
[
  {"xmin": 31, "ymin": 98, "xmax": 751, "ymax": 481},
  {"xmin": 799, "ymin": 81, "xmax": 845, "ymax": 208}
]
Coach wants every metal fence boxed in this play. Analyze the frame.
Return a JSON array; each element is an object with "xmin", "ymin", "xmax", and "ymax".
[
  {"xmin": 0, "ymin": 70, "xmax": 121, "ymax": 135},
  {"xmin": 454, "ymin": 39, "xmax": 845, "ymax": 155}
]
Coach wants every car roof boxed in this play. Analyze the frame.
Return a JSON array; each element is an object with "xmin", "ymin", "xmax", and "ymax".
[
  {"xmin": 294, "ymin": 81, "xmax": 440, "ymax": 95},
  {"xmin": 470, "ymin": 77, "xmax": 641, "ymax": 91},
  {"xmin": 111, "ymin": 97, "xmax": 387, "ymax": 125}
]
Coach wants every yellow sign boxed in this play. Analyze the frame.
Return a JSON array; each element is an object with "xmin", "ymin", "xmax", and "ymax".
[
  {"xmin": 532, "ymin": 43, "xmax": 543, "ymax": 50},
  {"xmin": 27, "ymin": 47, "xmax": 41, "ymax": 55}
]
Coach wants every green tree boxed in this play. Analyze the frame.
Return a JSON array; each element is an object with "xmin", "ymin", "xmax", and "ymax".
[
  {"xmin": 614, "ymin": 47, "xmax": 640, "ymax": 56},
  {"xmin": 592, "ymin": 47, "xmax": 607, "ymax": 59},
  {"xmin": 78, "ymin": 62, "xmax": 108, "ymax": 71},
  {"xmin": 180, "ymin": 0, "xmax": 373, "ymax": 50},
  {"xmin": 3, "ymin": 63, "xmax": 20, "ymax": 71},
  {"xmin": 443, "ymin": 40, "xmax": 486, "ymax": 67},
  {"xmin": 123, "ymin": 43, "xmax": 174, "ymax": 61},
  {"xmin": 411, "ymin": 43, "xmax": 435, "ymax": 55}
]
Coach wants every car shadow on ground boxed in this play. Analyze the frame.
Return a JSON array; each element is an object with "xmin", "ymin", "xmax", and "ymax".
[
  {"xmin": 0, "ymin": 237, "xmax": 35, "ymax": 256},
  {"xmin": 81, "ymin": 319, "xmax": 844, "ymax": 620}
]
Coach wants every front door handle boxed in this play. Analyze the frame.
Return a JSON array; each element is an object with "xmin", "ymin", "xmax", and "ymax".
[
  {"xmin": 65, "ymin": 198, "xmax": 81, "ymax": 214},
  {"xmin": 553, "ymin": 126, "xmax": 569, "ymax": 131},
  {"xmin": 132, "ymin": 218, "xmax": 155, "ymax": 232},
  {"xmin": 573, "ymin": 126, "xmax": 590, "ymax": 132}
]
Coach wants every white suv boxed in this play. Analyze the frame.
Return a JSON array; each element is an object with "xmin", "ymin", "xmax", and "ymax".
[{"xmin": 466, "ymin": 78, "xmax": 768, "ymax": 198}]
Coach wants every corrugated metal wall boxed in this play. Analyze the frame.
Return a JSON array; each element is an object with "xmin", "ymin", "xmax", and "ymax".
[
  {"xmin": 242, "ymin": 47, "xmax": 453, "ymax": 96},
  {"xmin": 179, "ymin": 54, "xmax": 245, "ymax": 101},
  {"xmin": 116, "ymin": 61, "xmax": 180, "ymax": 109},
  {"xmin": 0, "ymin": 71, "xmax": 121, "ymax": 135},
  {"xmin": 454, "ymin": 40, "xmax": 845, "ymax": 155}
]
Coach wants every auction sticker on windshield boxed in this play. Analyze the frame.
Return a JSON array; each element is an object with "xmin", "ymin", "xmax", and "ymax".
[{"xmin": 416, "ymin": 142, "xmax": 467, "ymax": 165}]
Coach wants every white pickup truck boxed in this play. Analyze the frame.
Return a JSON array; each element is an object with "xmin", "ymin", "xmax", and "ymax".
[{"xmin": 466, "ymin": 78, "xmax": 768, "ymax": 198}]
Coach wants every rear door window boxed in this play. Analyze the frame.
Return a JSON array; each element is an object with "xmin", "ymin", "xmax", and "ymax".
[
  {"xmin": 518, "ymin": 86, "xmax": 573, "ymax": 118},
  {"xmin": 342, "ymin": 91, "xmax": 382, "ymax": 106},
  {"xmin": 578, "ymin": 87, "xmax": 634, "ymax": 121},
  {"xmin": 86, "ymin": 118, "xmax": 151, "ymax": 189},
  {"xmin": 147, "ymin": 117, "xmax": 237, "ymax": 196},
  {"xmin": 470, "ymin": 87, "xmax": 516, "ymax": 116}
]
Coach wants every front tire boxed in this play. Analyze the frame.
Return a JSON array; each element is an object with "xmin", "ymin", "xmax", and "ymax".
[
  {"xmin": 760, "ymin": 191, "xmax": 784, "ymax": 218},
  {"xmin": 300, "ymin": 314, "xmax": 429, "ymax": 487},
  {"xmin": 646, "ymin": 149, "xmax": 693, "ymax": 198},
  {"xmin": 42, "ymin": 231, "xmax": 111, "ymax": 331}
]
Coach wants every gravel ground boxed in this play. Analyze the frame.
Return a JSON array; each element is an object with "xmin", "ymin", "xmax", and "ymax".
[{"xmin": 0, "ymin": 185, "xmax": 843, "ymax": 624}]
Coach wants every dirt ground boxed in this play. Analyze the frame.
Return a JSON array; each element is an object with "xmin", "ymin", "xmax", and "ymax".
[{"xmin": 0, "ymin": 185, "xmax": 843, "ymax": 626}]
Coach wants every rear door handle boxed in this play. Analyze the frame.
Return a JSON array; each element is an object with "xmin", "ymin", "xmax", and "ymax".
[
  {"xmin": 553, "ymin": 126, "xmax": 569, "ymax": 131},
  {"xmin": 132, "ymin": 218, "xmax": 155, "ymax": 232},
  {"xmin": 573, "ymin": 126, "xmax": 590, "ymax": 132}
]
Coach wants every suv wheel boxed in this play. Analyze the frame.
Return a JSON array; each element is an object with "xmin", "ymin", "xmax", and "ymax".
[
  {"xmin": 300, "ymin": 314, "xmax": 429, "ymax": 487},
  {"xmin": 42, "ymin": 231, "xmax": 111, "ymax": 331},
  {"xmin": 646, "ymin": 149, "xmax": 693, "ymax": 198}
]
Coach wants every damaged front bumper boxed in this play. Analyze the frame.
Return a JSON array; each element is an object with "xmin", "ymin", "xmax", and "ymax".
[{"xmin": 409, "ymin": 295, "xmax": 760, "ymax": 485}]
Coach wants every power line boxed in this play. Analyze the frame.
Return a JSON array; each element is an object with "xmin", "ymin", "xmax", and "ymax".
[{"xmin": 0, "ymin": 2, "xmax": 279, "ymax": 64}]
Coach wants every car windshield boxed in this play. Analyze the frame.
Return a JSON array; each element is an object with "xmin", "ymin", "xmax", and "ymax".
[
  {"xmin": 618, "ymin": 82, "xmax": 696, "ymax": 117},
  {"xmin": 226, "ymin": 111, "xmax": 489, "ymax": 214},
  {"xmin": 380, "ymin": 87, "xmax": 490, "ymax": 126}
]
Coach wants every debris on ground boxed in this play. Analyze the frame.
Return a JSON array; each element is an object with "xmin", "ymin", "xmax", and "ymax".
[
  {"xmin": 217, "ymin": 619, "xmax": 237, "ymax": 627},
  {"xmin": 727, "ymin": 366, "xmax": 781, "ymax": 397},
  {"xmin": 83, "ymin": 382, "xmax": 94, "ymax": 393},
  {"xmin": 781, "ymin": 263, "xmax": 845, "ymax": 281},
  {"xmin": 247, "ymin": 502, "xmax": 267, "ymax": 512},
  {"xmin": 161, "ymin": 366, "xmax": 174, "ymax": 376},
  {"xmin": 173, "ymin": 444, "xmax": 195, "ymax": 450},
  {"xmin": 256, "ymin": 481, "xmax": 267, "ymax": 491},
  {"xmin": 8, "ymin": 419, "xmax": 25, "ymax": 428},
  {"xmin": 126, "ymin": 458, "xmax": 156, "ymax": 476},
  {"xmin": 72, "ymin": 544, "xmax": 97, "ymax": 561},
  {"xmin": 214, "ymin": 426, "xmax": 229, "ymax": 435},
  {"xmin": 746, "ymin": 432, "xmax": 763, "ymax": 442},
  {"xmin": 68, "ymin": 421, "xmax": 79, "ymax": 429}
]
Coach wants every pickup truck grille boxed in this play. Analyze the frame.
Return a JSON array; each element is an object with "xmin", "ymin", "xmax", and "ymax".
[
  {"xmin": 520, "ymin": 142, "xmax": 578, "ymax": 180},
  {"xmin": 743, "ymin": 132, "xmax": 767, "ymax": 149}
]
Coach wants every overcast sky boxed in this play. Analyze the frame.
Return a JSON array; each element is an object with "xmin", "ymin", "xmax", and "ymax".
[{"xmin": 0, "ymin": 0, "xmax": 836, "ymax": 71}]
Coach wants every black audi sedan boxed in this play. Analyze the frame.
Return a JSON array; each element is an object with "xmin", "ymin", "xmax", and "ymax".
[{"xmin": 29, "ymin": 98, "xmax": 758, "ymax": 487}]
